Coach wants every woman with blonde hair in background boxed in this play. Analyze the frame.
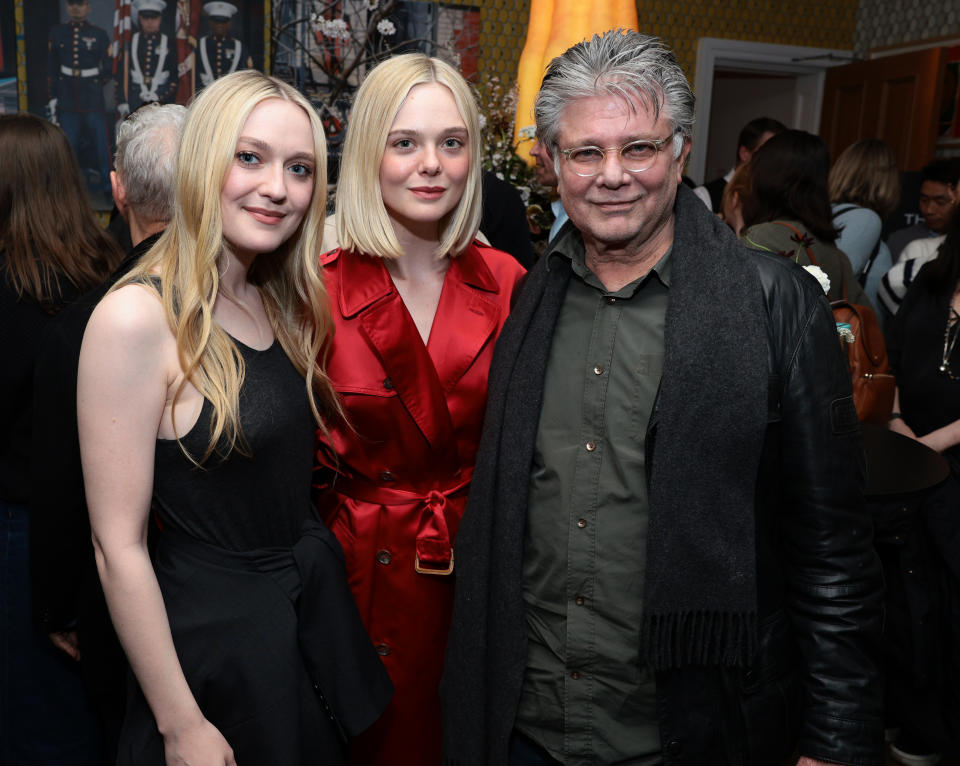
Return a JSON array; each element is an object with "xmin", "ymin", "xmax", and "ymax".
[
  {"xmin": 78, "ymin": 70, "xmax": 390, "ymax": 766},
  {"xmin": 829, "ymin": 137, "xmax": 900, "ymax": 311},
  {"xmin": 315, "ymin": 53, "xmax": 526, "ymax": 764}
]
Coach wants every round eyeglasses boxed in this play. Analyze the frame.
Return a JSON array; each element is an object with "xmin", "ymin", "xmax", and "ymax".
[{"xmin": 558, "ymin": 136, "xmax": 674, "ymax": 177}]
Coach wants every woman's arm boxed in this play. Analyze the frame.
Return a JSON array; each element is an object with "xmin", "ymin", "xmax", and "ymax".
[
  {"xmin": 887, "ymin": 386, "xmax": 960, "ymax": 452},
  {"xmin": 918, "ymin": 419, "xmax": 960, "ymax": 453},
  {"xmin": 886, "ymin": 387, "xmax": 917, "ymax": 439},
  {"xmin": 78, "ymin": 286, "xmax": 235, "ymax": 766}
]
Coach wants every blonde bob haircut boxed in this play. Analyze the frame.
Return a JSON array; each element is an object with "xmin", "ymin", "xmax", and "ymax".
[
  {"xmin": 117, "ymin": 69, "xmax": 339, "ymax": 463},
  {"xmin": 336, "ymin": 53, "xmax": 482, "ymax": 259},
  {"xmin": 828, "ymin": 138, "xmax": 900, "ymax": 219}
]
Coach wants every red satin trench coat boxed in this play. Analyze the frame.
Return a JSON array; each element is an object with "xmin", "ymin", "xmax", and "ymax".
[{"xmin": 315, "ymin": 243, "xmax": 525, "ymax": 765}]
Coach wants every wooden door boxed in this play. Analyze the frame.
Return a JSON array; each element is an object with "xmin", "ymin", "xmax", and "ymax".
[{"xmin": 820, "ymin": 47, "xmax": 946, "ymax": 171}]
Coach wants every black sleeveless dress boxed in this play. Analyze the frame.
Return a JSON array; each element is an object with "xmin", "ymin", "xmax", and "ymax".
[{"xmin": 116, "ymin": 338, "xmax": 392, "ymax": 765}]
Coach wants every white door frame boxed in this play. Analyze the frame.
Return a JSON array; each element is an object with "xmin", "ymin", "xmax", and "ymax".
[{"xmin": 689, "ymin": 37, "xmax": 853, "ymax": 183}]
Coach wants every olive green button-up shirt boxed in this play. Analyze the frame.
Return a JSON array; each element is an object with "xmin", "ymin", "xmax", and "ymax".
[{"xmin": 515, "ymin": 232, "xmax": 669, "ymax": 765}]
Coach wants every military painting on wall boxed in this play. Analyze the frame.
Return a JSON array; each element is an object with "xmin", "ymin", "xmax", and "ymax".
[{"xmin": 19, "ymin": 0, "xmax": 265, "ymax": 208}]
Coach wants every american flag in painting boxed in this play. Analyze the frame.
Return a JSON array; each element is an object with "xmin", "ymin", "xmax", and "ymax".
[
  {"xmin": 175, "ymin": 0, "xmax": 202, "ymax": 104},
  {"xmin": 111, "ymin": 0, "xmax": 132, "ymax": 74}
]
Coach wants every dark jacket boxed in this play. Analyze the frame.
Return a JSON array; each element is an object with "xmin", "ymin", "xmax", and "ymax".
[{"xmin": 441, "ymin": 186, "xmax": 884, "ymax": 766}]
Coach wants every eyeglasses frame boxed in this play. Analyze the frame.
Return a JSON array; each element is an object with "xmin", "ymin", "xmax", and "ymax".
[{"xmin": 557, "ymin": 134, "xmax": 676, "ymax": 178}]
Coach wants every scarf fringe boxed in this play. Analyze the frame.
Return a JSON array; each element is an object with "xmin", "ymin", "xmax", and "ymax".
[{"xmin": 640, "ymin": 610, "xmax": 758, "ymax": 671}]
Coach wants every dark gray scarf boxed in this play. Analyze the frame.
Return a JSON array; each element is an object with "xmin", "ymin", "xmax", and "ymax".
[{"xmin": 639, "ymin": 184, "xmax": 768, "ymax": 668}]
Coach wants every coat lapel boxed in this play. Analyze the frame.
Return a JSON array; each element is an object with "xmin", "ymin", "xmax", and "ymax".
[
  {"xmin": 426, "ymin": 246, "xmax": 501, "ymax": 394},
  {"xmin": 337, "ymin": 251, "xmax": 455, "ymax": 452}
]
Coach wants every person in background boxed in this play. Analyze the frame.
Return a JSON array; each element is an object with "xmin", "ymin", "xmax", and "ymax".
[
  {"xmin": 693, "ymin": 115, "xmax": 786, "ymax": 212},
  {"xmin": 886, "ymin": 159, "xmax": 959, "ymax": 261},
  {"xmin": 719, "ymin": 161, "xmax": 751, "ymax": 235},
  {"xmin": 442, "ymin": 31, "xmax": 883, "ymax": 766},
  {"xmin": 30, "ymin": 103, "xmax": 186, "ymax": 765},
  {"xmin": 197, "ymin": 2, "xmax": 252, "ymax": 89},
  {"xmin": 828, "ymin": 138, "xmax": 900, "ymax": 310},
  {"xmin": 314, "ymin": 53, "xmax": 526, "ymax": 765},
  {"xmin": 116, "ymin": 0, "xmax": 178, "ymax": 117},
  {"xmin": 741, "ymin": 129, "xmax": 871, "ymax": 307},
  {"xmin": 47, "ymin": 0, "xmax": 113, "ymax": 199},
  {"xmin": 1, "ymin": 113, "xmax": 122, "ymax": 766},
  {"xmin": 878, "ymin": 233, "xmax": 946, "ymax": 318},
  {"xmin": 529, "ymin": 134, "xmax": 567, "ymax": 242},
  {"xmin": 78, "ymin": 70, "xmax": 390, "ymax": 766},
  {"xmin": 480, "ymin": 169, "xmax": 536, "ymax": 267},
  {"xmin": 884, "ymin": 207, "xmax": 960, "ymax": 766}
]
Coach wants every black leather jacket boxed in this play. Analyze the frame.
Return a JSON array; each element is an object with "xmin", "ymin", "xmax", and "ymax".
[{"xmin": 654, "ymin": 252, "xmax": 884, "ymax": 766}]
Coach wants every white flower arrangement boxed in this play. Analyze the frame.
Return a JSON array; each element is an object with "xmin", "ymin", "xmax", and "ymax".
[{"xmin": 803, "ymin": 264, "xmax": 831, "ymax": 295}]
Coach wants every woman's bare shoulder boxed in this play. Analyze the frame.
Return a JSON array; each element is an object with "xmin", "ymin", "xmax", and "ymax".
[{"xmin": 85, "ymin": 282, "xmax": 170, "ymax": 349}]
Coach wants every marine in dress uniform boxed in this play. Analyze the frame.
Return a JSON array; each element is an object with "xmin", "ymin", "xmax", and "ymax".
[
  {"xmin": 118, "ymin": 0, "xmax": 177, "ymax": 114},
  {"xmin": 47, "ymin": 0, "xmax": 112, "ymax": 196},
  {"xmin": 197, "ymin": 2, "xmax": 252, "ymax": 89}
]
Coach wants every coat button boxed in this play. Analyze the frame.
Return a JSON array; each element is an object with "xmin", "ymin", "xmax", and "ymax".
[
  {"xmin": 383, "ymin": 377, "xmax": 394, "ymax": 390},
  {"xmin": 577, "ymin": 518, "xmax": 587, "ymax": 528},
  {"xmin": 376, "ymin": 643, "xmax": 390, "ymax": 656},
  {"xmin": 665, "ymin": 740, "xmax": 683, "ymax": 756},
  {"xmin": 585, "ymin": 441, "xmax": 596, "ymax": 452},
  {"xmin": 593, "ymin": 365, "xmax": 604, "ymax": 375},
  {"xmin": 380, "ymin": 470, "xmax": 395, "ymax": 482},
  {"xmin": 606, "ymin": 296, "xmax": 616, "ymax": 304},
  {"xmin": 376, "ymin": 549, "xmax": 392, "ymax": 565},
  {"xmin": 575, "ymin": 595, "xmax": 585, "ymax": 606},
  {"xmin": 570, "ymin": 670, "xmax": 580, "ymax": 680}
]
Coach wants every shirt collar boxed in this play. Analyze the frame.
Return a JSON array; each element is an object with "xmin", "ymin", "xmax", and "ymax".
[{"xmin": 545, "ymin": 226, "xmax": 672, "ymax": 294}]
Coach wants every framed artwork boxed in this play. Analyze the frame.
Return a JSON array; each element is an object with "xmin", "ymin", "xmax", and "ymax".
[
  {"xmin": 12, "ymin": 0, "xmax": 267, "ymax": 208},
  {"xmin": 271, "ymin": 0, "xmax": 478, "ymax": 179}
]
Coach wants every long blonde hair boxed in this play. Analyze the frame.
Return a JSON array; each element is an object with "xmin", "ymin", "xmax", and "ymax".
[
  {"xmin": 336, "ymin": 53, "xmax": 483, "ymax": 260},
  {"xmin": 119, "ymin": 70, "xmax": 339, "ymax": 462}
]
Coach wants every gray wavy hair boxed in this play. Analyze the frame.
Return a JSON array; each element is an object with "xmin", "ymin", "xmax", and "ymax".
[
  {"xmin": 534, "ymin": 30, "xmax": 694, "ymax": 160},
  {"xmin": 114, "ymin": 103, "xmax": 187, "ymax": 224}
]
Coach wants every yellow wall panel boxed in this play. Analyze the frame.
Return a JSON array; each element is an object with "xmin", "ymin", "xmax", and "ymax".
[{"xmin": 468, "ymin": 0, "xmax": 860, "ymax": 85}]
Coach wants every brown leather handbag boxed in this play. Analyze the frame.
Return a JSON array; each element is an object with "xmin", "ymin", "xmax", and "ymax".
[{"xmin": 775, "ymin": 221, "xmax": 895, "ymax": 424}]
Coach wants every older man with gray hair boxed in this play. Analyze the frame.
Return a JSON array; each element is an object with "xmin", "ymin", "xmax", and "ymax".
[
  {"xmin": 442, "ymin": 31, "xmax": 883, "ymax": 766},
  {"xmin": 29, "ymin": 102, "xmax": 185, "ymax": 763},
  {"xmin": 110, "ymin": 102, "xmax": 185, "ymax": 247}
]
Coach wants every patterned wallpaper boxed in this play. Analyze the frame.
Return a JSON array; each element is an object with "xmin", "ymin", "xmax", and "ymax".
[
  {"xmin": 469, "ymin": 0, "xmax": 861, "ymax": 85},
  {"xmin": 854, "ymin": 0, "xmax": 960, "ymax": 57}
]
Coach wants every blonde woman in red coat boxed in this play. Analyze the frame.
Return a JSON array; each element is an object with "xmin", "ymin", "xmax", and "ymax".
[{"xmin": 314, "ymin": 54, "xmax": 527, "ymax": 765}]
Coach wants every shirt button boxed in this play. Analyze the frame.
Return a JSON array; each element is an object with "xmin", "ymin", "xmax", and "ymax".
[
  {"xmin": 376, "ymin": 643, "xmax": 390, "ymax": 656},
  {"xmin": 577, "ymin": 518, "xmax": 587, "ymax": 528},
  {"xmin": 585, "ymin": 441, "xmax": 596, "ymax": 452},
  {"xmin": 383, "ymin": 377, "xmax": 394, "ymax": 390},
  {"xmin": 376, "ymin": 549, "xmax": 392, "ymax": 565},
  {"xmin": 575, "ymin": 595, "xmax": 585, "ymax": 606},
  {"xmin": 570, "ymin": 670, "xmax": 581, "ymax": 680},
  {"xmin": 380, "ymin": 470, "xmax": 395, "ymax": 482},
  {"xmin": 593, "ymin": 365, "xmax": 604, "ymax": 375}
]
